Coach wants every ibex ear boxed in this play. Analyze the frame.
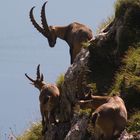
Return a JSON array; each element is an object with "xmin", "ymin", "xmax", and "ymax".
[
  {"xmin": 91, "ymin": 112, "xmax": 99, "ymax": 126},
  {"xmin": 41, "ymin": 73, "xmax": 44, "ymax": 81},
  {"xmin": 49, "ymin": 26, "xmax": 55, "ymax": 32}
]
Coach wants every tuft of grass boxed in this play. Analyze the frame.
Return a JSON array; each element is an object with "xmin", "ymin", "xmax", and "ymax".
[
  {"xmin": 127, "ymin": 111, "xmax": 140, "ymax": 132},
  {"xmin": 87, "ymin": 83, "xmax": 98, "ymax": 94},
  {"xmin": 97, "ymin": 0, "xmax": 140, "ymax": 34},
  {"xmin": 96, "ymin": 15, "xmax": 114, "ymax": 34},
  {"xmin": 82, "ymin": 41, "xmax": 91, "ymax": 49},
  {"xmin": 55, "ymin": 74, "xmax": 64, "ymax": 90},
  {"xmin": 78, "ymin": 108, "xmax": 92, "ymax": 117},
  {"xmin": 17, "ymin": 122, "xmax": 42, "ymax": 140}
]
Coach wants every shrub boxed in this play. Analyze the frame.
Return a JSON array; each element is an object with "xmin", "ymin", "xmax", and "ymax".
[
  {"xmin": 55, "ymin": 74, "xmax": 64, "ymax": 90},
  {"xmin": 17, "ymin": 122, "xmax": 42, "ymax": 140},
  {"xmin": 111, "ymin": 43, "xmax": 140, "ymax": 109},
  {"xmin": 127, "ymin": 111, "xmax": 140, "ymax": 132}
]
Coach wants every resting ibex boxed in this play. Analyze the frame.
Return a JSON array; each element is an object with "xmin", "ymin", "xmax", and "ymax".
[
  {"xmin": 78, "ymin": 95, "xmax": 127, "ymax": 140},
  {"xmin": 25, "ymin": 64, "xmax": 60, "ymax": 134},
  {"xmin": 29, "ymin": 1, "xmax": 93, "ymax": 64}
]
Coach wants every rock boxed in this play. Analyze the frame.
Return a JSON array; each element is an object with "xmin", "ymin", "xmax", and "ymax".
[{"xmin": 64, "ymin": 116, "xmax": 89, "ymax": 140}]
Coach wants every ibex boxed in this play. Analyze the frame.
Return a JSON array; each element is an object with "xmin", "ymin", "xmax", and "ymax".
[
  {"xmin": 78, "ymin": 95, "xmax": 127, "ymax": 140},
  {"xmin": 25, "ymin": 64, "xmax": 60, "ymax": 134},
  {"xmin": 29, "ymin": 1, "xmax": 93, "ymax": 64}
]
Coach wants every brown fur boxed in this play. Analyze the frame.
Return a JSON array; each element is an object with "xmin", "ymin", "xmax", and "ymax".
[
  {"xmin": 25, "ymin": 65, "xmax": 60, "ymax": 134},
  {"xmin": 29, "ymin": 2, "xmax": 93, "ymax": 64},
  {"xmin": 78, "ymin": 95, "xmax": 127, "ymax": 140}
]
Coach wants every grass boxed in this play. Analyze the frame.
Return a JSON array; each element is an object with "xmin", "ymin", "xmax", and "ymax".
[
  {"xmin": 97, "ymin": 0, "xmax": 140, "ymax": 34},
  {"xmin": 55, "ymin": 74, "xmax": 64, "ymax": 91},
  {"xmin": 17, "ymin": 122, "xmax": 42, "ymax": 140},
  {"xmin": 111, "ymin": 44, "xmax": 140, "ymax": 90},
  {"xmin": 96, "ymin": 15, "xmax": 114, "ymax": 34},
  {"xmin": 111, "ymin": 43, "xmax": 140, "ymax": 110},
  {"xmin": 96, "ymin": 43, "xmax": 140, "ymax": 134},
  {"xmin": 127, "ymin": 111, "xmax": 140, "ymax": 132}
]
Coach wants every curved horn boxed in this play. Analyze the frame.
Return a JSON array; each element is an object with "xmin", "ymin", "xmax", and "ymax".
[
  {"xmin": 41, "ymin": 1, "xmax": 50, "ymax": 33},
  {"xmin": 29, "ymin": 6, "xmax": 47, "ymax": 37},
  {"xmin": 25, "ymin": 73, "xmax": 35, "ymax": 83},
  {"xmin": 37, "ymin": 64, "xmax": 41, "ymax": 79},
  {"xmin": 41, "ymin": 73, "xmax": 44, "ymax": 81}
]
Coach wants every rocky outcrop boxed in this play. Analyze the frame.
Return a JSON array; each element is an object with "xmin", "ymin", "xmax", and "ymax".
[{"xmin": 43, "ymin": 1, "xmax": 140, "ymax": 139}]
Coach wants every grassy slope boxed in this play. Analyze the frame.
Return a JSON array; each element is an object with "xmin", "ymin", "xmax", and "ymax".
[
  {"xmin": 17, "ymin": 122, "xmax": 42, "ymax": 140},
  {"xmin": 111, "ymin": 44, "xmax": 140, "ymax": 132},
  {"xmin": 109, "ymin": 0, "xmax": 140, "ymax": 132}
]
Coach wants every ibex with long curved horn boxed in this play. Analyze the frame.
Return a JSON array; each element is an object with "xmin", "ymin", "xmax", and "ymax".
[
  {"xmin": 25, "ymin": 64, "xmax": 60, "ymax": 134},
  {"xmin": 29, "ymin": 1, "xmax": 93, "ymax": 64},
  {"xmin": 78, "ymin": 95, "xmax": 127, "ymax": 140}
]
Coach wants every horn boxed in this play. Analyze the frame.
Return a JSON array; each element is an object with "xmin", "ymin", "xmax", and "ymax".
[
  {"xmin": 41, "ymin": 73, "xmax": 44, "ymax": 81},
  {"xmin": 37, "ymin": 64, "xmax": 41, "ymax": 79},
  {"xmin": 25, "ymin": 73, "xmax": 35, "ymax": 83},
  {"xmin": 41, "ymin": 1, "xmax": 50, "ymax": 33},
  {"xmin": 29, "ymin": 6, "xmax": 47, "ymax": 37}
]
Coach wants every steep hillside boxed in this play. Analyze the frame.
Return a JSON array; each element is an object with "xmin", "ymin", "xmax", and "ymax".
[{"xmin": 18, "ymin": 0, "xmax": 140, "ymax": 139}]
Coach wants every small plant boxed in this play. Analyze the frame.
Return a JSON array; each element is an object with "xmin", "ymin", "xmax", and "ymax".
[
  {"xmin": 78, "ymin": 108, "xmax": 92, "ymax": 117},
  {"xmin": 17, "ymin": 122, "xmax": 42, "ymax": 140},
  {"xmin": 127, "ymin": 112, "xmax": 140, "ymax": 132},
  {"xmin": 82, "ymin": 41, "xmax": 91, "ymax": 49},
  {"xmin": 96, "ymin": 15, "xmax": 114, "ymax": 34},
  {"xmin": 87, "ymin": 83, "xmax": 98, "ymax": 94},
  {"xmin": 56, "ymin": 73, "xmax": 64, "ymax": 90}
]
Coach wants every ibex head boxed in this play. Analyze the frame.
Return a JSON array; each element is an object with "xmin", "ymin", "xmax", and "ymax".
[
  {"xmin": 25, "ymin": 64, "xmax": 46, "ymax": 90},
  {"xmin": 30, "ymin": 1, "xmax": 57, "ymax": 47}
]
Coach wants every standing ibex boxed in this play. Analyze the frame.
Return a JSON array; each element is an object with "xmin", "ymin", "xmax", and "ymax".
[
  {"xmin": 25, "ymin": 64, "xmax": 60, "ymax": 134},
  {"xmin": 29, "ymin": 1, "xmax": 93, "ymax": 64},
  {"xmin": 78, "ymin": 95, "xmax": 127, "ymax": 140}
]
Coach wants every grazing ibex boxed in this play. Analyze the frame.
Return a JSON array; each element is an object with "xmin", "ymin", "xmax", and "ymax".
[
  {"xmin": 78, "ymin": 95, "xmax": 127, "ymax": 140},
  {"xmin": 29, "ymin": 1, "xmax": 93, "ymax": 64},
  {"xmin": 25, "ymin": 64, "xmax": 60, "ymax": 134}
]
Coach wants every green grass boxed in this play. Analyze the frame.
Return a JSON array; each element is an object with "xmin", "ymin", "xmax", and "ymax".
[
  {"xmin": 55, "ymin": 74, "xmax": 64, "ymax": 91},
  {"xmin": 96, "ymin": 15, "xmax": 114, "ymax": 34},
  {"xmin": 97, "ymin": 0, "xmax": 140, "ymax": 34},
  {"xmin": 127, "ymin": 111, "xmax": 140, "ymax": 132},
  {"xmin": 111, "ymin": 43, "xmax": 140, "ymax": 109},
  {"xmin": 111, "ymin": 46, "xmax": 140, "ymax": 91},
  {"xmin": 17, "ymin": 122, "xmax": 42, "ymax": 140}
]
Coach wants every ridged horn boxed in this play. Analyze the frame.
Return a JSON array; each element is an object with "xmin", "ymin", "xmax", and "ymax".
[
  {"xmin": 41, "ymin": 73, "xmax": 44, "ymax": 81},
  {"xmin": 25, "ymin": 73, "xmax": 35, "ymax": 83},
  {"xmin": 41, "ymin": 1, "xmax": 50, "ymax": 33},
  {"xmin": 29, "ymin": 6, "xmax": 47, "ymax": 37},
  {"xmin": 36, "ymin": 64, "xmax": 41, "ymax": 79}
]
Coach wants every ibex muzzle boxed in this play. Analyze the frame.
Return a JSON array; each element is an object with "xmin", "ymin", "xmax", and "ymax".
[
  {"xmin": 25, "ymin": 64, "xmax": 60, "ymax": 134},
  {"xmin": 29, "ymin": 1, "xmax": 93, "ymax": 64}
]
